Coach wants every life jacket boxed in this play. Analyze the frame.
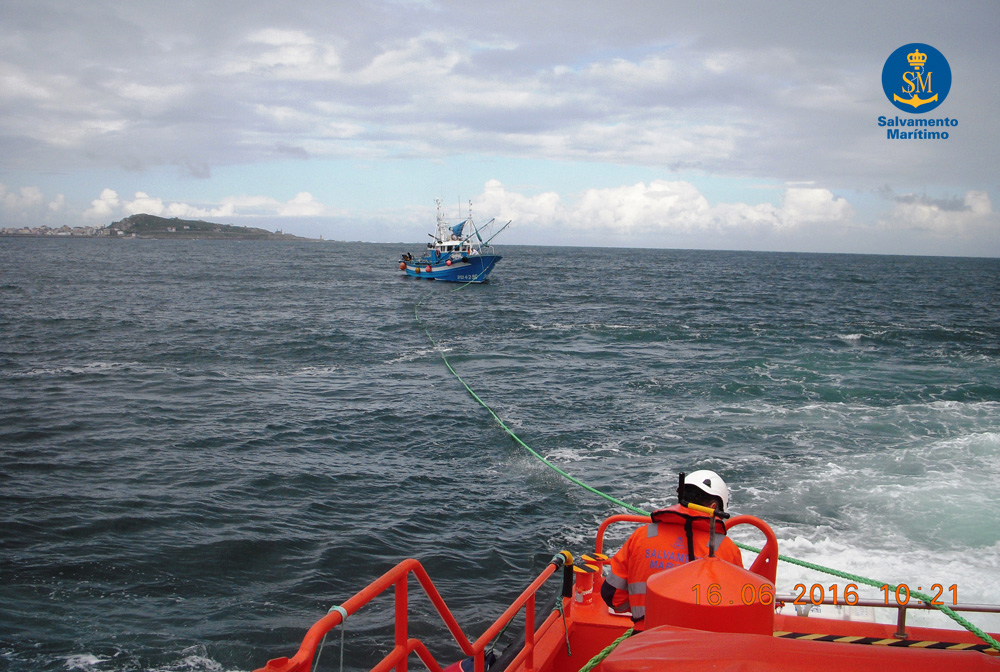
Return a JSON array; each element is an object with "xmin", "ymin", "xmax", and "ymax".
[
  {"xmin": 605, "ymin": 504, "xmax": 742, "ymax": 626},
  {"xmin": 649, "ymin": 504, "xmax": 730, "ymax": 564}
]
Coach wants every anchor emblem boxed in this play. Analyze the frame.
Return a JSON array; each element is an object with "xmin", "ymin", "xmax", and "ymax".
[{"xmin": 893, "ymin": 48, "xmax": 938, "ymax": 109}]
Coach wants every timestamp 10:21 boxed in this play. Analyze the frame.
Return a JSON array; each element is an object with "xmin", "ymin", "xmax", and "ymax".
[
  {"xmin": 689, "ymin": 582, "xmax": 958, "ymax": 607},
  {"xmin": 790, "ymin": 582, "xmax": 958, "ymax": 606}
]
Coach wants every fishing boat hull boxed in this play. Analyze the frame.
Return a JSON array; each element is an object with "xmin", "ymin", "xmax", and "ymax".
[
  {"xmin": 398, "ymin": 199, "xmax": 508, "ymax": 282},
  {"xmin": 401, "ymin": 253, "xmax": 501, "ymax": 283}
]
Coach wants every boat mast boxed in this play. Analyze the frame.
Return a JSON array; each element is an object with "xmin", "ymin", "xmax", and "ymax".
[{"xmin": 435, "ymin": 198, "xmax": 448, "ymax": 243}]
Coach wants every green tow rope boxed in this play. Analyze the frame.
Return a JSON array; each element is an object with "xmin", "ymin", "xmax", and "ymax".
[
  {"xmin": 415, "ymin": 292, "xmax": 644, "ymax": 517},
  {"xmin": 413, "ymin": 288, "xmax": 1000, "ymax": 654},
  {"xmin": 736, "ymin": 544, "xmax": 1000, "ymax": 652},
  {"xmin": 578, "ymin": 629, "xmax": 633, "ymax": 672}
]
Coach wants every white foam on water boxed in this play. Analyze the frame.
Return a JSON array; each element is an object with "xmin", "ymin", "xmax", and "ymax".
[
  {"xmin": 731, "ymin": 434, "xmax": 1000, "ymax": 634},
  {"xmin": 749, "ymin": 531, "xmax": 1000, "ymax": 633},
  {"xmin": 64, "ymin": 655, "xmax": 107, "ymax": 670},
  {"xmin": 160, "ymin": 652, "xmax": 224, "ymax": 672},
  {"xmin": 290, "ymin": 364, "xmax": 341, "ymax": 377},
  {"xmin": 731, "ymin": 400, "xmax": 1000, "ymax": 540},
  {"xmin": 385, "ymin": 346, "xmax": 444, "ymax": 364},
  {"xmin": 14, "ymin": 361, "xmax": 141, "ymax": 378},
  {"xmin": 545, "ymin": 440, "xmax": 625, "ymax": 463},
  {"xmin": 720, "ymin": 398, "xmax": 1000, "ymax": 635}
]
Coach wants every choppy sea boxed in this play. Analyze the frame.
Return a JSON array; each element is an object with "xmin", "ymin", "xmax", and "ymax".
[{"xmin": 2, "ymin": 238, "xmax": 999, "ymax": 672}]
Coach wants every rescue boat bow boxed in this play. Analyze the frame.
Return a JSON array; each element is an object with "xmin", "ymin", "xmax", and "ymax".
[{"xmin": 256, "ymin": 512, "xmax": 1000, "ymax": 672}]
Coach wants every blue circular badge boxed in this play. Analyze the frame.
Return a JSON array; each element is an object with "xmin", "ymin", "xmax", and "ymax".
[{"xmin": 882, "ymin": 43, "xmax": 951, "ymax": 114}]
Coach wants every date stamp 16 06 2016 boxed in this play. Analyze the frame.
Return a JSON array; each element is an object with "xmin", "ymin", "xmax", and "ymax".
[{"xmin": 690, "ymin": 582, "xmax": 958, "ymax": 607}]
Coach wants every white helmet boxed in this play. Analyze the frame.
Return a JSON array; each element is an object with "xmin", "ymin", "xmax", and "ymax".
[{"xmin": 683, "ymin": 470, "xmax": 731, "ymax": 512}]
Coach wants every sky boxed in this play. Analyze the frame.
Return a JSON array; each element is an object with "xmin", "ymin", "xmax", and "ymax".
[{"xmin": 1, "ymin": 0, "xmax": 998, "ymax": 256}]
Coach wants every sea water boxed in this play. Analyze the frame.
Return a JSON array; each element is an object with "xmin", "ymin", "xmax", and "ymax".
[{"xmin": 1, "ymin": 239, "xmax": 998, "ymax": 671}]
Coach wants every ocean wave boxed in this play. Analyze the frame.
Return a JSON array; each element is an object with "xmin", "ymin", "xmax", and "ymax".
[
  {"xmin": 2, "ymin": 242, "xmax": 997, "ymax": 672},
  {"xmin": 8, "ymin": 361, "xmax": 145, "ymax": 378}
]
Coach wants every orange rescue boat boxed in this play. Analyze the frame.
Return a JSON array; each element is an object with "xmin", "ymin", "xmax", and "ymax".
[{"xmin": 256, "ymin": 511, "xmax": 1000, "ymax": 672}]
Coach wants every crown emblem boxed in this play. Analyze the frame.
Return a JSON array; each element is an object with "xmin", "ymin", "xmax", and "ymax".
[{"xmin": 907, "ymin": 49, "xmax": 928, "ymax": 69}]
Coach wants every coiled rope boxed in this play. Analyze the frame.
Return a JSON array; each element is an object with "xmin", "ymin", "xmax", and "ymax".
[{"xmin": 413, "ymin": 286, "xmax": 1000, "ymax": 653}]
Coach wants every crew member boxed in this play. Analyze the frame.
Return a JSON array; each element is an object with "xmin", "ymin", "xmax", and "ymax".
[{"xmin": 601, "ymin": 470, "xmax": 743, "ymax": 630}]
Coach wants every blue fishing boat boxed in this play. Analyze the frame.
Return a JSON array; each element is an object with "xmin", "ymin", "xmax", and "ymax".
[{"xmin": 398, "ymin": 200, "xmax": 509, "ymax": 283}]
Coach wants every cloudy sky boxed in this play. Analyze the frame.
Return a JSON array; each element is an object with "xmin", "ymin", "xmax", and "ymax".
[{"xmin": 2, "ymin": 0, "xmax": 998, "ymax": 255}]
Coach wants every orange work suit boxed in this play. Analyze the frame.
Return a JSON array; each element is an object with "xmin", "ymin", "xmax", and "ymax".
[{"xmin": 603, "ymin": 504, "xmax": 743, "ymax": 629}]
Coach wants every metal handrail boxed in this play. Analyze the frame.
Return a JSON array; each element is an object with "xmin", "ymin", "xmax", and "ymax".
[
  {"xmin": 775, "ymin": 594, "xmax": 1000, "ymax": 639},
  {"xmin": 256, "ymin": 555, "xmax": 569, "ymax": 672}
]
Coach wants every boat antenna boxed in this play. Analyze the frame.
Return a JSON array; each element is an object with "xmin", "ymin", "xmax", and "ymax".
[
  {"xmin": 483, "ymin": 220, "xmax": 510, "ymax": 246},
  {"xmin": 469, "ymin": 216, "xmax": 488, "ymax": 244}
]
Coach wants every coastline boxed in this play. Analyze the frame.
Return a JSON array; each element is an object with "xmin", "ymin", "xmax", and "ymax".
[{"xmin": 0, "ymin": 213, "xmax": 318, "ymax": 241}]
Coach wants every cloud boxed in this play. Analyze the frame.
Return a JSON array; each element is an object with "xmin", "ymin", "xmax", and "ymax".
[
  {"xmin": 1, "ymin": 2, "xmax": 997, "ymax": 254},
  {"xmin": 777, "ymin": 188, "xmax": 854, "ymax": 228},
  {"xmin": 82, "ymin": 188, "xmax": 329, "ymax": 221},
  {"xmin": 574, "ymin": 181, "xmax": 712, "ymax": 233},
  {"xmin": 124, "ymin": 192, "xmax": 166, "ymax": 216},
  {"xmin": 278, "ymin": 192, "xmax": 324, "ymax": 217},
  {"xmin": 354, "ymin": 32, "xmax": 464, "ymax": 86},
  {"xmin": 0, "ymin": 12, "xmax": 899, "ymax": 178},
  {"xmin": 1, "ymin": 184, "xmax": 45, "ymax": 210},
  {"xmin": 83, "ymin": 188, "xmax": 121, "ymax": 219},
  {"xmin": 475, "ymin": 179, "xmax": 563, "ymax": 226},
  {"xmin": 879, "ymin": 190, "xmax": 995, "ymax": 236},
  {"xmin": 219, "ymin": 29, "xmax": 342, "ymax": 80},
  {"xmin": 0, "ymin": 183, "xmax": 66, "ymax": 223},
  {"xmin": 476, "ymin": 179, "xmax": 854, "ymax": 239},
  {"xmin": 0, "ymin": 61, "xmax": 55, "ymax": 101}
]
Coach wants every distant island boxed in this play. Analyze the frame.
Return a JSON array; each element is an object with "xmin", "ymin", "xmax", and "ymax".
[
  {"xmin": 107, "ymin": 214, "xmax": 313, "ymax": 240},
  {"xmin": 1, "ymin": 213, "xmax": 315, "ymax": 240}
]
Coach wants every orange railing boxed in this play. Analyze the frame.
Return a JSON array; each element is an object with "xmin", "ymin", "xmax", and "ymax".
[
  {"xmin": 256, "ymin": 553, "xmax": 573, "ymax": 672},
  {"xmin": 595, "ymin": 514, "xmax": 651, "ymax": 556}
]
